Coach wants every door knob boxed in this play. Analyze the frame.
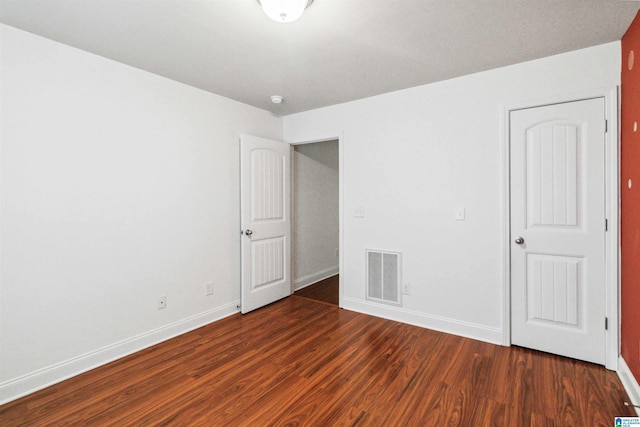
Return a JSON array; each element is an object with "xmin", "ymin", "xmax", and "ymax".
[
  {"xmin": 245, "ymin": 229, "xmax": 253, "ymax": 237},
  {"xmin": 514, "ymin": 237, "xmax": 524, "ymax": 244}
]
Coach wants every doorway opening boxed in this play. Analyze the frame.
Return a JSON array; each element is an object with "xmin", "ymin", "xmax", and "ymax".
[{"xmin": 290, "ymin": 139, "xmax": 340, "ymax": 306}]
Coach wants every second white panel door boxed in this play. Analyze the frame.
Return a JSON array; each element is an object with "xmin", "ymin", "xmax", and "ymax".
[
  {"xmin": 240, "ymin": 134, "xmax": 291, "ymax": 314},
  {"xmin": 510, "ymin": 98, "xmax": 606, "ymax": 365}
]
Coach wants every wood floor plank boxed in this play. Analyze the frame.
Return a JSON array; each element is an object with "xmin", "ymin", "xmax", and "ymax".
[
  {"xmin": 294, "ymin": 274, "xmax": 339, "ymax": 306},
  {"xmin": 1, "ymin": 295, "xmax": 636, "ymax": 426}
]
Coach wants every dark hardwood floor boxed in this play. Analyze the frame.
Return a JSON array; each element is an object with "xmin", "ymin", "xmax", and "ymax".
[
  {"xmin": 1, "ymin": 295, "xmax": 635, "ymax": 426},
  {"xmin": 294, "ymin": 274, "xmax": 339, "ymax": 306}
]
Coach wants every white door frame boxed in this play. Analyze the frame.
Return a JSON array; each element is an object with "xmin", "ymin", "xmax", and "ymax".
[
  {"xmin": 500, "ymin": 87, "xmax": 619, "ymax": 370},
  {"xmin": 289, "ymin": 134, "xmax": 344, "ymax": 308}
]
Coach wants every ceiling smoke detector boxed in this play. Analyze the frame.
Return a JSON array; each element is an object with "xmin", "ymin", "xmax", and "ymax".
[{"xmin": 270, "ymin": 95, "xmax": 284, "ymax": 104}]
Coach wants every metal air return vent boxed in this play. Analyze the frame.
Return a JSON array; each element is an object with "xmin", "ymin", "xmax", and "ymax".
[{"xmin": 366, "ymin": 249, "xmax": 401, "ymax": 306}]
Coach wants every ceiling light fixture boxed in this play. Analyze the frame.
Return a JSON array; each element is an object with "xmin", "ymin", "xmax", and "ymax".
[{"xmin": 258, "ymin": 0, "xmax": 313, "ymax": 23}]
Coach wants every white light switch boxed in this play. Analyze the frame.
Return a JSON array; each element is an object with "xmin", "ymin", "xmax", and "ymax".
[
  {"xmin": 354, "ymin": 206, "xmax": 365, "ymax": 218},
  {"xmin": 455, "ymin": 206, "xmax": 465, "ymax": 221}
]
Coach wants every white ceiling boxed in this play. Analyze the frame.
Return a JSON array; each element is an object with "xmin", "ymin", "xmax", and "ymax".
[{"xmin": 1, "ymin": 0, "xmax": 638, "ymax": 115}]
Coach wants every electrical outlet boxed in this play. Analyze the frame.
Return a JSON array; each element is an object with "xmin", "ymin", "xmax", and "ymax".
[
  {"xmin": 403, "ymin": 283, "xmax": 411, "ymax": 295},
  {"xmin": 354, "ymin": 206, "xmax": 365, "ymax": 218},
  {"xmin": 205, "ymin": 282, "xmax": 214, "ymax": 296},
  {"xmin": 158, "ymin": 295, "xmax": 166, "ymax": 310}
]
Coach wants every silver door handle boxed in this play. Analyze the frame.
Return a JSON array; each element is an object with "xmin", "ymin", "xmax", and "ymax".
[
  {"xmin": 514, "ymin": 237, "xmax": 524, "ymax": 244},
  {"xmin": 245, "ymin": 229, "xmax": 253, "ymax": 237}
]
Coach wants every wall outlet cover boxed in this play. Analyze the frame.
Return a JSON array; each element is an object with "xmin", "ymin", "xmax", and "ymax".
[{"xmin": 403, "ymin": 283, "xmax": 411, "ymax": 295}]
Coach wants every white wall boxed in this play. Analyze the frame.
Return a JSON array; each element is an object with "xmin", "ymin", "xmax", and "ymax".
[
  {"xmin": 0, "ymin": 25, "xmax": 281, "ymax": 403},
  {"xmin": 284, "ymin": 42, "xmax": 621, "ymax": 343},
  {"xmin": 293, "ymin": 140, "xmax": 339, "ymax": 289}
]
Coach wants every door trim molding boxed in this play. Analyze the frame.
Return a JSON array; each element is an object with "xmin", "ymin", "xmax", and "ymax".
[
  {"xmin": 288, "ymin": 134, "xmax": 344, "ymax": 308},
  {"xmin": 500, "ymin": 87, "xmax": 619, "ymax": 370}
]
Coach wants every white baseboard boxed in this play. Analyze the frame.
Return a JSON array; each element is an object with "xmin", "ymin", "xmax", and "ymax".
[
  {"xmin": 618, "ymin": 356, "xmax": 640, "ymax": 416},
  {"xmin": 342, "ymin": 297, "xmax": 503, "ymax": 345},
  {"xmin": 0, "ymin": 301, "xmax": 240, "ymax": 406},
  {"xmin": 293, "ymin": 266, "xmax": 338, "ymax": 291}
]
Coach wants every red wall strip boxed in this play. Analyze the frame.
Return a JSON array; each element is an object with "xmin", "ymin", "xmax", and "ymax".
[{"xmin": 621, "ymin": 10, "xmax": 640, "ymax": 384}]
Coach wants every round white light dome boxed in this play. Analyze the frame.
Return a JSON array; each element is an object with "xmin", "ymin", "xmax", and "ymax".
[{"xmin": 259, "ymin": 0, "xmax": 312, "ymax": 23}]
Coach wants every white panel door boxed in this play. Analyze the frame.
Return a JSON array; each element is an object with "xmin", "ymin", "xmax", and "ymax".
[
  {"xmin": 510, "ymin": 98, "xmax": 606, "ymax": 364},
  {"xmin": 240, "ymin": 134, "xmax": 291, "ymax": 314}
]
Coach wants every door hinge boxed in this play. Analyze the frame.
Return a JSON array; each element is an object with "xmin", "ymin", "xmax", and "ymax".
[
  {"xmin": 605, "ymin": 219, "xmax": 608, "ymax": 232},
  {"xmin": 605, "ymin": 317, "xmax": 608, "ymax": 330},
  {"xmin": 605, "ymin": 119, "xmax": 608, "ymax": 133}
]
